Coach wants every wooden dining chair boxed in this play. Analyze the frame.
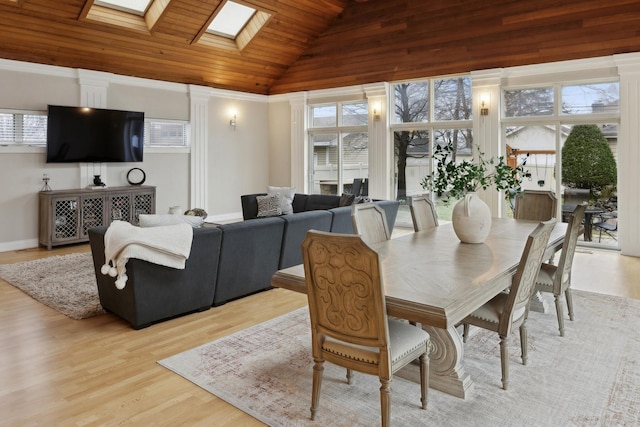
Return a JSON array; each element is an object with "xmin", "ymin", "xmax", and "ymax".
[
  {"xmin": 351, "ymin": 202, "xmax": 391, "ymax": 245},
  {"xmin": 351, "ymin": 178, "xmax": 363, "ymax": 196},
  {"xmin": 514, "ymin": 190, "xmax": 558, "ymax": 221},
  {"xmin": 301, "ymin": 230, "xmax": 430, "ymax": 426},
  {"xmin": 462, "ymin": 219, "xmax": 557, "ymax": 390},
  {"xmin": 534, "ymin": 203, "xmax": 586, "ymax": 336},
  {"xmin": 515, "ymin": 189, "xmax": 558, "ymax": 264},
  {"xmin": 409, "ymin": 195, "xmax": 438, "ymax": 232}
]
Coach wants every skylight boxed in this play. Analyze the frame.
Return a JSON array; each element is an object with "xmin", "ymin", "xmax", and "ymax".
[
  {"xmin": 207, "ymin": 1, "xmax": 256, "ymax": 39},
  {"xmin": 94, "ymin": 0, "xmax": 151, "ymax": 16}
]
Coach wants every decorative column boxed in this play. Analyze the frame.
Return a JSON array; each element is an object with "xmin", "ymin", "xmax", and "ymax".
[
  {"xmin": 189, "ymin": 85, "xmax": 210, "ymax": 211},
  {"xmin": 614, "ymin": 53, "xmax": 640, "ymax": 256},
  {"xmin": 364, "ymin": 83, "xmax": 390, "ymax": 200},
  {"xmin": 470, "ymin": 69, "xmax": 503, "ymax": 216},
  {"xmin": 289, "ymin": 92, "xmax": 308, "ymax": 193},
  {"xmin": 77, "ymin": 69, "xmax": 110, "ymax": 188}
]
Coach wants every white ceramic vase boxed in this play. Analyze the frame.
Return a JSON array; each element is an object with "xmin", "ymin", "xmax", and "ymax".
[{"xmin": 451, "ymin": 192, "xmax": 492, "ymax": 244}]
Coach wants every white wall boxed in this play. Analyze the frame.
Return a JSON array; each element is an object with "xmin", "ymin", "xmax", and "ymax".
[
  {"xmin": 206, "ymin": 96, "xmax": 270, "ymax": 217},
  {"xmin": 2, "ymin": 54, "xmax": 639, "ymax": 256},
  {"xmin": 0, "ymin": 60, "xmax": 270, "ymax": 251}
]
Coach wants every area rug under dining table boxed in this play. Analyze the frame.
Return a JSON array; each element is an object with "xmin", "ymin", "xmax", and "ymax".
[{"xmin": 158, "ymin": 290, "xmax": 640, "ymax": 426}]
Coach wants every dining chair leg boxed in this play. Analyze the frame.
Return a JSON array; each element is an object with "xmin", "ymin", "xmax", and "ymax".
[
  {"xmin": 380, "ymin": 378, "xmax": 391, "ymax": 427},
  {"xmin": 463, "ymin": 324, "xmax": 469, "ymax": 343},
  {"xmin": 500, "ymin": 335, "xmax": 509, "ymax": 390},
  {"xmin": 554, "ymin": 294, "xmax": 566, "ymax": 337},
  {"xmin": 565, "ymin": 288, "xmax": 575, "ymax": 321},
  {"xmin": 520, "ymin": 323, "xmax": 528, "ymax": 365},
  {"xmin": 419, "ymin": 353, "xmax": 429, "ymax": 410},
  {"xmin": 310, "ymin": 359, "xmax": 324, "ymax": 420},
  {"xmin": 346, "ymin": 368, "xmax": 353, "ymax": 384}
]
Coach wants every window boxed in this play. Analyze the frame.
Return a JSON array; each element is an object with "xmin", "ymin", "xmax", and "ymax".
[
  {"xmin": 434, "ymin": 77, "xmax": 473, "ymax": 121},
  {"xmin": 0, "ymin": 110, "xmax": 47, "ymax": 145},
  {"xmin": 502, "ymin": 80, "xmax": 619, "ymax": 248},
  {"xmin": 207, "ymin": 1, "xmax": 256, "ymax": 39},
  {"xmin": 144, "ymin": 119, "xmax": 189, "ymax": 147},
  {"xmin": 561, "ymin": 83, "xmax": 619, "ymax": 115},
  {"xmin": 311, "ymin": 105, "xmax": 337, "ymax": 128},
  {"xmin": 391, "ymin": 77, "xmax": 473, "ymax": 209},
  {"xmin": 503, "ymin": 87, "xmax": 554, "ymax": 117},
  {"xmin": 308, "ymin": 101, "xmax": 368, "ymax": 195},
  {"xmin": 94, "ymin": 0, "xmax": 151, "ymax": 15},
  {"xmin": 393, "ymin": 82, "xmax": 428, "ymax": 123},
  {"xmin": 94, "ymin": 0, "xmax": 150, "ymax": 15}
]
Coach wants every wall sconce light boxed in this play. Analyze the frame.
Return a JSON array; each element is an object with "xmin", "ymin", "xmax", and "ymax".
[
  {"xmin": 229, "ymin": 113, "xmax": 237, "ymax": 129},
  {"xmin": 480, "ymin": 95, "xmax": 489, "ymax": 116},
  {"xmin": 372, "ymin": 102, "xmax": 381, "ymax": 121}
]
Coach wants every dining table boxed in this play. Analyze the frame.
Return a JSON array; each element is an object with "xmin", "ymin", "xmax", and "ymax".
[{"xmin": 271, "ymin": 218, "xmax": 567, "ymax": 399}]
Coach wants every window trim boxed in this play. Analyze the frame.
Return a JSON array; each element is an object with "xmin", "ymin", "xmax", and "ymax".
[
  {"xmin": 308, "ymin": 100, "xmax": 369, "ymax": 195},
  {"xmin": 143, "ymin": 118, "xmax": 190, "ymax": 148},
  {"xmin": 500, "ymin": 79, "xmax": 620, "ymax": 224},
  {"xmin": 0, "ymin": 108, "xmax": 47, "ymax": 147}
]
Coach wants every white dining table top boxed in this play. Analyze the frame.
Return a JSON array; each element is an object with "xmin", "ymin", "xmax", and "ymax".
[{"xmin": 271, "ymin": 218, "xmax": 567, "ymax": 329}]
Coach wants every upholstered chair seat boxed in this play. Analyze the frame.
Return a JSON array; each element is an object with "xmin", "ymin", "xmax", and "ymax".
[
  {"xmin": 533, "ymin": 204, "xmax": 587, "ymax": 336},
  {"xmin": 463, "ymin": 219, "xmax": 557, "ymax": 390},
  {"xmin": 302, "ymin": 230, "xmax": 430, "ymax": 426}
]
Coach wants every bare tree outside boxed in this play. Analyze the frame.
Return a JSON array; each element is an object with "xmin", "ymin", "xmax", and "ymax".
[
  {"xmin": 504, "ymin": 88, "xmax": 554, "ymax": 117},
  {"xmin": 393, "ymin": 77, "xmax": 471, "ymax": 201}
]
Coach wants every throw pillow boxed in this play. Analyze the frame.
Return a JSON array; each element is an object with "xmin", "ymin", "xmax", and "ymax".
[
  {"xmin": 139, "ymin": 214, "xmax": 204, "ymax": 228},
  {"xmin": 354, "ymin": 196, "xmax": 372, "ymax": 204},
  {"xmin": 257, "ymin": 193, "xmax": 282, "ymax": 217},
  {"xmin": 267, "ymin": 185, "xmax": 296, "ymax": 215},
  {"xmin": 339, "ymin": 193, "xmax": 355, "ymax": 207}
]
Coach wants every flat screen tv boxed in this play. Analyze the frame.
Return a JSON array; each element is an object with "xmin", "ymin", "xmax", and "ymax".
[{"xmin": 46, "ymin": 105, "xmax": 144, "ymax": 163}]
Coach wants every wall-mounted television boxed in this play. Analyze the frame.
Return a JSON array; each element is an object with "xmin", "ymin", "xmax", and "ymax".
[{"xmin": 46, "ymin": 105, "xmax": 144, "ymax": 163}]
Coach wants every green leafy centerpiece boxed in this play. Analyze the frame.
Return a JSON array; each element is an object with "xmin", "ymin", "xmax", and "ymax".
[
  {"xmin": 422, "ymin": 142, "xmax": 528, "ymax": 204},
  {"xmin": 421, "ymin": 143, "xmax": 528, "ymax": 243}
]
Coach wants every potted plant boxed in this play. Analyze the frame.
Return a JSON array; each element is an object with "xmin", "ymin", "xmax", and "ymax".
[
  {"xmin": 421, "ymin": 142, "xmax": 528, "ymax": 203},
  {"xmin": 420, "ymin": 142, "xmax": 529, "ymax": 243}
]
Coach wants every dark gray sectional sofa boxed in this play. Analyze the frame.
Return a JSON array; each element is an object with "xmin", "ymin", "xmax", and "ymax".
[
  {"xmin": 88, "ymin": 193, "xmax": 399, "ymax": 329},
  {"xmin": 88, "ymin": 225, "xmax": 223, "ymax": 329}
]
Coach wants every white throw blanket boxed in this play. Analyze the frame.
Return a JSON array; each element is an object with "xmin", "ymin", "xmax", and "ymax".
[{"xmin": 100, "ymin": 220, "xmax": 193, "ymax": 290}]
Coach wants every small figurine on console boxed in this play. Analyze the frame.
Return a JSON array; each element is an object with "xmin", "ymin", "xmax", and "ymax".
[{"xmin": 93, "ymin": 175, "xmax": 106, "ymax": 187}]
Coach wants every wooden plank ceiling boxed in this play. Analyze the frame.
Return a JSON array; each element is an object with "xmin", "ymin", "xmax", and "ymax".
[{"xmin": 0, "ymin": 0, "xmax": 639, "ymax": 95}]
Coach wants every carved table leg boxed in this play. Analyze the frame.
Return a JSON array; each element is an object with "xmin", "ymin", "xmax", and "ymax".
[
  {"xmin": 396, "ymin": 324, "xmax": 475, "ymax": 399},
  {"xmin": 529, "ymin": 290, "xmax": 552, "ymax": 313}
]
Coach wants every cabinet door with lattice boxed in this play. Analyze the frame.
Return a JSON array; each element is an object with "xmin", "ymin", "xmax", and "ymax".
[
  {"xmin": 80, "ymin": 195, "xmax": 106, "ymax": 238},
  {"xmin": 132, "ymin": 190, "xmax": 155, "ymax": 225},
  {"xmin": 108, "ymin": 193, "xmax": 132, "ymax": 223},
  {"xmin": 52, "ymin": 196, "xmax": 80, "ymax": 243}
]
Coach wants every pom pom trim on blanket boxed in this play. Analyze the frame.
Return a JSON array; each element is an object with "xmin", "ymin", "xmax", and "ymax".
[{"xmin": 101, "ymin": 220, "xmax": 193, "ymax": 290}]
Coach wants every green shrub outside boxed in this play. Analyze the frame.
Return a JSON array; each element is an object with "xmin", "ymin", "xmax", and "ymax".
[{"xmin": 561, "ymin": 124, "xmax": 617, "ymax": 195}]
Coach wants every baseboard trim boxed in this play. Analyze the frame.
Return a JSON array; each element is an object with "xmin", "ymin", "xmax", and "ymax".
[{"xmin": 0, "ymin": 238, "xmax": 40, "ymax": 253}]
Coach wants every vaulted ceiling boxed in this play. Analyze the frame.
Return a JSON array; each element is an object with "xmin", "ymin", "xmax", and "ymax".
[{"xmin": 1, "ymin": 0, "xmax": 640, "ymax": 95}]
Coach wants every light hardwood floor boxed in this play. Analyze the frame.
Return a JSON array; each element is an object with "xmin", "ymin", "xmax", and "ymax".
[{"xmin": 1, "ymin": 236, "xmax": 638, "ymax": 426}]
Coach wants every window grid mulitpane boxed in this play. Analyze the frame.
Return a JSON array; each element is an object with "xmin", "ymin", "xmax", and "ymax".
[
  {"xmin": 143, "ymin": 120, "xmax": 188, "ymax": 147},
  {"xmin": 0, "ymin": 112, "xmax": 47, "ymax": 145},
  {"xmin": 503, "ymin": 87, "xmax": 554, "ymax": 117},
  {"xmin": 561, "ymin": 83, "xmax": 620, "ymax": 115},
  {"xmin": 0, "ymin": 113, "xmax": 14, "ymax": 143}
]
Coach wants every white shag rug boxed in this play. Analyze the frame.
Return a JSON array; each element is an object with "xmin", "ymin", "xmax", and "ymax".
[
  {"xmin": 0, "ymin": 252, "xmax": 105, "ymax": 320},
  {"xmin": 159, "ymin": 290, "xmax": 640, "ymax": 426}
]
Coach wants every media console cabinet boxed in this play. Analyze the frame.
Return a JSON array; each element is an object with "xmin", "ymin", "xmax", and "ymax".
[{"xmin": 39, "ymin": 186, "xmax": 156, "ymax": 250}]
